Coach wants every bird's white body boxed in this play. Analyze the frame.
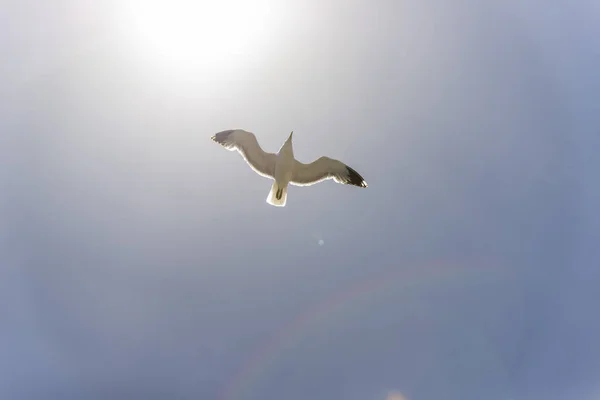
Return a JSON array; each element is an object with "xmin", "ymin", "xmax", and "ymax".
[
  {"xmin": 211, "ymin": 129, "xmax": 367, "ymax": 207},
  {"xmin": 274, "ymin": 135, "xmax": 295, "ymax": 184},
  {"xmin": 267, "ymin": 133, "xmax": 295, "ymax": 206}
]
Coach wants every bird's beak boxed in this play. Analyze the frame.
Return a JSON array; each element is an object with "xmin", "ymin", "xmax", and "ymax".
[{"xmin": 289, "ymin": 131, "xmax": 293, "ymax": 140}]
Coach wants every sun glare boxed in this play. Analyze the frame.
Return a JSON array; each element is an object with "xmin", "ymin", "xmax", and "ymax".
[{"xmin": 123, "ymin": 0, "xmax": 271, "ymax": 69}]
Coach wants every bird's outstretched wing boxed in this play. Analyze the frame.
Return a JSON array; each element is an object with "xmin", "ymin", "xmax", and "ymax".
[
  {"xmin": 211, "ymin": 129, "xmax": 276, "ymax": 179},
  {"xmin": 290, "ymin": 156, "xmax": 368, "ymax": 188}
]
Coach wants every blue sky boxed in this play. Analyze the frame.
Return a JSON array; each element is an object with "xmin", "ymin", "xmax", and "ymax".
[{"xmin": 1, "ymin": 0, "xmax": 599, "ymax": 399}]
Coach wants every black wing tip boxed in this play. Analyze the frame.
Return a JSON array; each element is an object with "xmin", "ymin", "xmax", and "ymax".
[
  {"xmin": 211, "ymin": 129, "xmax": 235, "ymax": 145},
  {"xmin": 346, "ymin": 166, "xmax": 368, "ymax": 188}
]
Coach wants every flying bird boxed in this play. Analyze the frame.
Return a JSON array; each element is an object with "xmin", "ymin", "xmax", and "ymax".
[{"xmin": 211, "ymin": 129, "xmax": 367, "ymax": 207}]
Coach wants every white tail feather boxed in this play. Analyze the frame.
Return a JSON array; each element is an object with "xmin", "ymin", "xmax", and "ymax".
[{"xmin": 266, "ymin": 181, "xmax": 288, "ymax": 207}]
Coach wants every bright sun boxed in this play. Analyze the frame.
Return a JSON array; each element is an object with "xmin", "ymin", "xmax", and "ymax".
[{"xmin": 123, "ymin": 0, "xmax": 271, "ymax": 69}]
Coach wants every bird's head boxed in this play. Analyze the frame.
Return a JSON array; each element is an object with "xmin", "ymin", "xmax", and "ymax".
[{"xmin": 279, "ymin": 131, "xmax": 294, "ymax": 155}]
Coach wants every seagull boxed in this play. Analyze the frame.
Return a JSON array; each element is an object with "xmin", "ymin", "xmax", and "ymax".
[{"xmin": 211, "ymin": 129, "xmax": 367, "ymax": 207}]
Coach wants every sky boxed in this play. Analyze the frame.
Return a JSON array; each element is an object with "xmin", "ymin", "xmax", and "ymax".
[{"xmin": 1, "ymin": 0, "xmax": 599, "ymax": 399}]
